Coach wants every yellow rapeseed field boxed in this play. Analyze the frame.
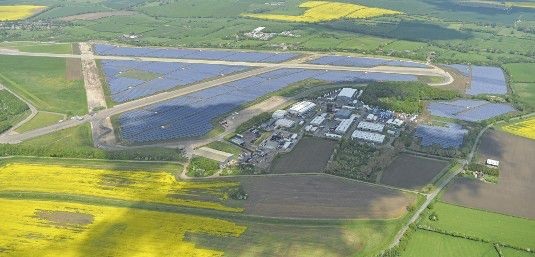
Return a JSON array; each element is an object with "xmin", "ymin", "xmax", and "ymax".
[
  {"xmin": 0, "ymin": 199, "xmax": 246, "ymax": 257},
  {"xmin": 502, "ymin": 117, "xmax": 535, "ymax": 140},
  {"xmin": 0, "ymin": 163, "xmax": 242, "ymax": 212},
  {"xmin": 0, "ymin": 5, "xmax": 45, "ymax": 21},
  {"xmin": 243, "ymin": 1, "xmax": 402, "ymax": 23}
]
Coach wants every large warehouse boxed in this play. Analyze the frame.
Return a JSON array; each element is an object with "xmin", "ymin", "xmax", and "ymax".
[
  {"xmin": 351, "ymin": 130, "xmax": 386, "ymax": 144},
  {"xmin": 288, "ymin": 101, "xmax": 317, "ymax": 116},
  {"xmin": 357, "ymin": 121, "xmax": 385, "ymax": 132}
]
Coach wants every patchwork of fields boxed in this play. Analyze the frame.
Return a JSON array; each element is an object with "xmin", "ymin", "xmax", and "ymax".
[{"xmin": 243, "ymin": 1, "xmax": 402, "ymax": 23}]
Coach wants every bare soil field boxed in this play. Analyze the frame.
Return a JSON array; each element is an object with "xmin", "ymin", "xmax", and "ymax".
[
  {"xmin": 60, "ymin": 11, "xmax": 136, "ymax": 21},
  {"xmin": 270, "ymin": 137, "xmax": 337, "ymax": 174},
  {"xmin": 380, "ymin": 154, "xmax": 449, "ymax": 190},
  {"xmin": 231, "ymin": 174, "xmax": 416, "ymax": 219},
  {"xmin": 442, "ymin": 130, "xmax": 535, "ymax": 219},
  {"xmin": 66, "ymin": 58, "xmax": 82, "ymax": 80}
]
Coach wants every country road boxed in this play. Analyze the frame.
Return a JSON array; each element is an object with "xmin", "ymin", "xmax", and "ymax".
[{"xmin": 0, "ymin": 48, "xmax": 453, "ymax": 144}]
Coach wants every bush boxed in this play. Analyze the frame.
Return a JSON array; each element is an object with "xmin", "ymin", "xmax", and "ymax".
[{"xmin": 467, "ymin": 163, "xmax": 499, "ymax": 176}]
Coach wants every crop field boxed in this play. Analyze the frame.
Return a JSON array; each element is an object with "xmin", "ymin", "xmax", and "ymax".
[
  {"xmin": 442, "ymin": 130, "xmax": 535, "ymax": 218},
  {"xmin": 0, "ymin": 5, "xmax": 45, "ymax": 21},
  {"xmin": 399, "ymin": 230, "xmax": 498, "ymax": 257},
  {"xmin": 227, "ymin": 174, "xmax": 416, "ymax": 219},
  {"xmin": 427, "ymin": 99, "xmax": 516, "ymax": 122},
  {"xmin": 270, "ymin": 137, "xmax": 337, "ymax": 174},
  {"xmin": 0, "ymin": 42, "xmax": 73, "ymax": 54},
  {"xmin": 95, "ymin": 44, "xmax": 299, "ymax": 63},
  {"xmin": 0, "ymin": 199, "xmax": 245, "ymax": 257},
  {"xmin": 420, "ymin": 202, "xmax": 535, "ymax": 249},
  {"xmin": 0, "ymin": 163, "xmax": 241, "ymax": 212},
  {"xmin": 415, "ymin": 123, "xmax": 468, "ymax": 149},
  {"xmin": 502, "ymin": 117, "xmax": 535, "ymax": 140},
  {"xmin": 243, "ymin": 1, "xmax": 402, "ymax": 23},
  {"xmin": 118, "ymin": 68, "xmax": 416, "ymax": 144},
  {"xmin": 380, "ymin": 154, "xmax": 449, "ymax": 190},
  {"xmin": 101, "ymin": 60, "xmax": 248, "ymax": 102},
  {"xmin": 0, "ymin": 90, "xmax": 29, "ymax": 133},
  {"xmin": 504, "ymin": 63, "xmax": 535, "ymax": 83},
  {"xmin": 0, "ymin": 56, "xmax": 87, "ymax": 115}
]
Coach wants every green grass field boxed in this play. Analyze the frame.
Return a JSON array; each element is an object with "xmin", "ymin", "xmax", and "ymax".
[
  {"xmin": 0, "ymin": 42, "xmax": 73, "ymax": 54},
  {"xmin": 400, "ymin": 230, "xmax": 498, "ymax": 257},
  {"xmin": 501, "ymin": 248, "xmax": 535, "ymax": 257},
  {"xmin": 512, "ymin": 83, "xmax": 535, "ymax": 109},
  {"xmin": 15, "ymin": 112, "xmax": 65, "ymax": 133},
  {"xmin": 0, "ymin": 90, "xmax": 30, "ymax": 133},
  {"xmin": 421, "ymin": 202, "xmax": 535, "ymax": 249},
  {"xmin": 504, "ymin": 63, "xmax": 535, "ymax": 83},
  {"xmin": 191, "ymin": 219, "xmax": 403, "ymax": 257},
  {"xmin": 206, "ymin": 141, "xmax": 242, "ymax": 156},
  {"xmin": 0, "ymin": 56, "xmax": 87, "ymax": 115}
]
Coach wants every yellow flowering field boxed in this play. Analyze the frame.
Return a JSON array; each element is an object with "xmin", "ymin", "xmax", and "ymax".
[
  {"xmin": 0, "ymin": 5, "xmax": 46, "ymax": 21},
  {"xmin": 243, "ymin": 1, "xmax": 402, "ymax": 23},
  {"xmin": 0, "ymin": 163, "xmax": 241, "ymax": 212},
  {"xmin": 0, "ymin": 199, "xmax": 246, "ymax": 257},
  {"xmin": 502, "ymin": 117, "xmax": 535, "ymax": 140}
]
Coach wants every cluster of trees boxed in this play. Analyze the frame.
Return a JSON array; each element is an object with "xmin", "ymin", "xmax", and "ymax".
[
  {"xmin": 326, "ymin": 140, "xmax": 396, "ymax": 182},
  {"xmin": 187, "ymin": 156, "xmax": 220, "ymax": 177},
  {"xmin": 360, "ymin": 82, "xmax": 459, "ymax": 114},
  {"xmin": 467, "ymin": 163, "xmax": 500, "ymax": 177},
  {"xmin": 0, "ymin": 91, "xmax": 29, "ymax": 133}
]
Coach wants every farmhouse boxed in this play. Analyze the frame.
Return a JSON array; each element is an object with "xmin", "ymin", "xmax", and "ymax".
[
  {"xmin": 351, "ymin": 130, "xmax": 386, "ymax": 144},
  {"xmin": 289, "ymin": 101, "xmax": 316, "ymax": 116},
  {"xmin": 357, "ymin": 121, "xmax": 385, "ymax": 132},
  {"xmin": 194, "ymin": 147, "xmax": 234, "ymax": 165}
]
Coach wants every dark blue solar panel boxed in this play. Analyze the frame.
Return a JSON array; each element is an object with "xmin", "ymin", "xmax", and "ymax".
[
  {"xmin": 309, "ymin": 56, "xmax": 429, "ymax": 68},
  {"xmin": 427, "ymin": 99, "xmax": 515, "ymax": 122},
  {"xmin": 466, "ymin": 66, "xmax": 507, "ymax": 95},
  {"xmin": 415, "ymin": 123, "xmax": 468, "ymax": 149}
]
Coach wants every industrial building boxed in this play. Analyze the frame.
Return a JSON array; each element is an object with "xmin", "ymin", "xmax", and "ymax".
[
  {"xmin": 288, "ymin": 101, "xmax": 316, "ymax": 116},
  {"xmin": 335, "ymin": 109, "xmax": 352, "ymax": 119},
  {"xmin": 193, "ymin": 147, "xmax": 234, "ymax": 165},
  {"xmin": 337, "ymin": 88, "xmax": 358, "ymax": 101},
  {"xmin": 275, "ymin": 118, "xmax": 295, "ymax": 128},
  {"xmin": 335, "ymin": 114, "xmax": 357, "ymax": 134},
  {"xmin": 310, "ymin": 115, "xmax": 326, "ymax": 126},
  {"xmin": 387, "ymin": 118, "xmax": 404, "ymax": 127},
  {"xmin": 272, "ymin": 110, "xmax": 287, "ymax": 119},
  {"xmin": 357, "ymin": 121, "xmax": 385, "ymax": 132},
  {"xmin": 351, "ymin": 130, "xmax": 386, "ymax": 144}
]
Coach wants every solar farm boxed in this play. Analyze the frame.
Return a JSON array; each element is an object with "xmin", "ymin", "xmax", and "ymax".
[
  {"xmin": 308, "ymin": 55, "xmax": 430, "ymax": 69},
  {"xmin": 101, "ymin": 60, "xmax": 249, "ymax": 102},
  {"xmin": 415, "ymin": 123, "xmax": 468, "ymax": 149},
  {"xmin": 118, "ymin": 68, "xmax": 418, "ymax": 143},
  {"xmin": 467, "ymin": 66, "xmax": 508, "ymax": 95},
  {"xmin": 427, "ymin": 99, "xmax": 516, "ymax": 122},
  {"xmin": 94, "ymin": 44, "xmax": 299, "ymax": 63}
]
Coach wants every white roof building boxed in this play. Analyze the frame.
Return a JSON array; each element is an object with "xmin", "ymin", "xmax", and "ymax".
[
  {"xmin": 351, "ymin": 130, "xmax": 386, "ymax": 144},
  {"xmin": 357, "ymin": 121, "xmax": 385, "ymax": 132},
  {"xmin": 272, "ymin": 110, "xmax": 287, "ymax": 119},
  {"xmin": 337, "ymin": 88, "xmax": 358, "ymax": 100},
  {"xmin": 387, "ymin": 118, "xmax": 404, "ymax": 127},
  {"xmin": 288, "ymin": 101, "xmax": 316, "ymax": 116},
  {"xmin": 194, "ymin": 147, "xmax": 234, "ymax": 164},
  {"xmin": 275, "ymin": 118, "xmax": 295, "ymax": 128},
  {"xmin": 335, "ymin": 114, "xmax": 357, "ymax": 134},
  {"xmin": 325, "ymin": 133, "xmax": 342, "ymax": 139},
  {"xmin": 366, "ymin": 114, "xmax": 378, "ymax": 121},
  {"xmin": 486, "ymin": 159, "xmax": 500, "ymax": 167},
  {"xmin": 310, "ymin": 114, "xmax": 326, "ymax": 126}
]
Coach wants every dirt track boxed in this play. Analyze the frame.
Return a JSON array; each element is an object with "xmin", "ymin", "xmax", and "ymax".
[
  {"xmin": 231, "ymin": 174, "xmax": 416, "ymax": 219},
  {"xmin": 380, "ymin": 154, "xmax": 449, "ymax": 190},
  {"xmin": 442, "ymin": 130, "xmax": 535, "ymax": 219}
]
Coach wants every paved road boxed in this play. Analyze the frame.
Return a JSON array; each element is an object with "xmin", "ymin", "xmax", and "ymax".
[
  {"xmin": 0, "ymin": 48, "xmax": 453, "ymax": 144},
  {"xmin": 0, "ymin": 50, "xmax": 453, "ymax": 84}
]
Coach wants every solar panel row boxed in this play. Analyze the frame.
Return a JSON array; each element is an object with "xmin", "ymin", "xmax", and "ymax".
[
  {"xmin": 119, "ymin": 68, "xmax": 418, "ymax": 143},
  {"xmin": 94, "ymin": 44, "xmax": 299, "ymax": 64},
  {"xmin": 427, "ymin": 99, "xmax": 515, "ymax": 122},
  {"xmin": 415, "ymin": 123, "xmax": 468, "ymax": 149},
  {"xmin": 309, "ymin": 55, "xmax": 430, "ymax": 69}
]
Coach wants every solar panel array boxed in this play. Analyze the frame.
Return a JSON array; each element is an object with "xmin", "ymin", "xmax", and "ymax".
[
  {"xmin": 309, "ymin": 55, "xmax": 430, "ymax": 68},
  {"xmin": 101, "ymin": 60, "xmax": 248, "ymax": 102},
  {"xmin": 415, "ymin": 123, "xmax": 468, "ymax": 149},
  {"xmin": 446, "ymin": 64, "xmax": 471, "ymax": 76},
  {"xmin": 466, "ymin": 66, "xmax": 508, "ymax": 95},
  {"xmin": 94, "ymin": 44, "xmax": 299, "ymax": 63},
  {"xmin": 427, "ymin": 99, "xmax": 515, "ymax": 122},
  {"xmin": 119, "ymin": 69, "xmax": 418, "ymax": 143}
]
